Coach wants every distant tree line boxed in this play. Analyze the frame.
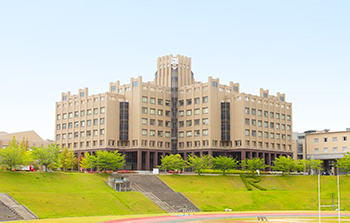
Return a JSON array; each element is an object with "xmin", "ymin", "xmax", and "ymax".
[{"xmin": 0, "ymin": 136, "xmax": 124, "ymax": 172}]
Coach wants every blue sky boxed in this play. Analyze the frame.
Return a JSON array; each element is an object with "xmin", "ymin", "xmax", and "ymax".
[{"xmin": 0, "ymin": 1, "xmax": 349, "ymax": 140}]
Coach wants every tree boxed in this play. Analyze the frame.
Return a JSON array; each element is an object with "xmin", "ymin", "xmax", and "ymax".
[
  {"xmin": 212, "ymin": 156, "xmax": 239, "ymax": 175},
  {"xmin": 31, "ymin": 144, "xmax": 60, "ymax": 171},
  {"xmin": 60, "ymin": 147, "xmax": 76, "ymax": 171},
  {"xmin": 302, "ymin": 159, "xmax": 323, "ymax": 174},
  {"xmin": 159, "ymin": 154, "xmax": 185, "ymax": 173},
  {"xmin": 80, "ymin": 152, "xmax": 94, "ymax": 171},
  {"xmin": 241, "ymin": 158, "xmax": 268, "ymax": 174},
  {"xmin": 186, "ymin": 154, "xmax": 211, "ymax": 175},
  {"xmin": 272, "ymin": 156, "xmax": 295, "ymax": 175},
  {"xmin": 336, "ymin": 152, "xmax": 350, "ymax": 175},
  {"xmin": 293, "ymin": 160, "xmax": 304, "ymax": 172},
  {"xmin": 0, "ymin": 136, "xmax": 30, "ymax": 170},
  {"xmin": 93, "ymin": 150, "xmax": 125, "ymax": 172}
]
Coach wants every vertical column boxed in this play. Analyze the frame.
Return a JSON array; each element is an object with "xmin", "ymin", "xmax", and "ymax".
[
  {"xmin": 145, "ymin": 151, "xmax": 150, "ymax": 170},
  {"xmin": 221, "ymin": 102, "xmax": 230, "ymax": 141},
  {"xmin": 137, "ymin": 150, "xmax": 142, "ymax": 170},
  {"xmin": 119, "ymin": 102, "xmax": 129, "ymax": 141},
  {"xmin": 208, "ymin": 150, "xmax": 213, "ymax": 157},
  {"xmin": 171, "ymin": 57, "xmax": 179, "ymax": 154},
  {"xmin": 154, "ymin": 152, "xmax": 158, "ymax": 168}
]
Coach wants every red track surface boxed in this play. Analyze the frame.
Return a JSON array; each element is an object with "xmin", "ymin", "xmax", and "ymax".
[{"xmin": 102, "ymin": 212, "xmax": 350, "ymax": 223}]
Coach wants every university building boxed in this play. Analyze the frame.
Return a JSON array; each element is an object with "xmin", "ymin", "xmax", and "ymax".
[
  {"xmin": 293, "ymin": 129, "xmax": 350, "ymax": 175},
  {"xmin": 55, "ymin": 55, "xmax": 293, "ymax": 170}
]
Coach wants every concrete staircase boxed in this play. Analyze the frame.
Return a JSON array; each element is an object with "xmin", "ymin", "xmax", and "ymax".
[
  {"xmin": 127, "ymin": 174, "xmax": 200, "ymax": 213},
  {"xmin": 0, "ymin": 193, "xmax": 38, "ymax": 221}
]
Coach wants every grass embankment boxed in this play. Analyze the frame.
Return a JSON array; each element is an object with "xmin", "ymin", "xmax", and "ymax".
[
  {"xmin": 159, "ymin": 175, "xmax": 350, "ymax": 212},
  {"xmin": 0, "ymin": 171, "xmax": 164, "ymax": 218}
]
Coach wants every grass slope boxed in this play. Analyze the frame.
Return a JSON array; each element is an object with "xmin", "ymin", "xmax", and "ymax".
[
  {"xmin": 0, "ymin": 171, "xmax": 164, "ymax": 218},
  {"xmin": 159, "ymin": 175, "xmax": 350, "ymax": 212}
]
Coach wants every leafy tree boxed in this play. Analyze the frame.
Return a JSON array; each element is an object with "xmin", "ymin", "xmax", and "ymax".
[
  {"xmin": 0, "ymin": 136, "xmax": 31, "ymax": 170},
  {"xmin": 212, "ymin": 156, "xmax": 239, "ymax": 175},
  {"xmin": 336, "ymin": 152, "xmax": 350, "ymax": 175},
  {"xmin": 93, "ymin": 150, "xmax": 125, "ymax": 172},
  {"xmin": 80, "ymin": 152, "xmax": 93, "ymax": 171},
  {"xmin": 302, "ymin": 159, "xmax": 323, "ymax": 174},
  {"xmin": 159, "ymin": 154, "xmax": 185, "ymax": 173},
  {"xmin": 31, "ymin": 144, "xmax": 61, "ymax": 171},
  {"xmin": 60, "ymin": 147, "xmax": 76, "ymax": 171},
  {"xmin": 241, "ymin": 158, "xmax": 268, "ymax": 174},
  {"xmin": 272, "ymin": 156, "xmax": 295, "ymax": 175},
  {"xmin": 293, "ymin": 160, "xmax": 304, "ymax": 172},
  {"xmin": 186, "ymin": 154, "xmax": 211, "ymax": 175}
]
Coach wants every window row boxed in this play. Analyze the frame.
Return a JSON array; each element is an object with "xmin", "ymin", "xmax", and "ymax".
[
  {"xmin": 179, "ymin": 130, "xmax": 209, "ymax": 137},
  {"xmin": 142, "ymin": 108, "xmax": 171, "ymax": 116},
  {"xmin": 179, "ymin": 97, "xmax": 208, "ymax": 106},
  {"xmin": 59, "ymin": 140, "xmax": 108, "ymax": 149},
  {"xmin": 179, "ymin": 118, "xmax": 209, "ymax": 127},
  {"xmin": 142, "ymin": 97, "xmax": 171, "ymax": 106},
  {"xmin": 179, "ymin": 140, "xmax": 210, "ymax": 148},
  {"xmin": 245, "ymin": 130, "xmax": 291, "ymax": 140},
  {"xmin": 142, "ymin": 130, "xmax": 171, "ymax": 137},
  {"xmin": 314, "ymin": 136, "xmax": 348, "ymax": 143},
  {"xmin": 235, "ymin": 140, "xmax": 292, "ymax": 150},
  {"xmin": 142, "ymin": 118, "xmax": 171, "ymax": 127},
  {"xmin": 57, "ymin": 108, "xmax": 105, "ymax": 120},
  {"xmin": 245, "ymin": 119, "xmax": 291, "ymax": 130},
  {"xmin": 314, "ymin": 147, "xmax": 348, "ymax": 153},
  {"xmin": 179, "ymin": 108, "xmax": 208, "ymax": 116},
  {"xmin": 57, "ymin": 118, "xmax": 105, "ymax": 130},
  {"xmin": 56, "ymin": 129, "xmax": 105, "ymax": 140},
  {"xmin": 244, "ymin": 108, "xmax": 291, "ymax": 121}
]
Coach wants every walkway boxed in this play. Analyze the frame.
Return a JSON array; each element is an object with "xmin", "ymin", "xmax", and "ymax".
[{"xmin": 102, "ymin": 212, "xmax": 350, "ymax": 223}]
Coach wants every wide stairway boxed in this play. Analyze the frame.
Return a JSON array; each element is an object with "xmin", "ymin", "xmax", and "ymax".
[
  {"xmin": 127, "ymin": 174, "xmax": 200, "ymax": 213},
  {"xmin": 0, "ymin": 193, "xmax": 38, "ymax": 221}
]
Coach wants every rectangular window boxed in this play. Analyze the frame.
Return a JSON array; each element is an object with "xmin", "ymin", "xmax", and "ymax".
[
  {"xmin": 212, "ymin": 81, "xmax": 218, "ymax": 87},
  {"xmin": 258, "ymin": 131, "xmax": 262, "ymax": 137},
  {"xmin": 165, "ymin": 121, "xmax": 170, "ymax": 127},
  {"xmin": 158, "ymin": 120, "xmax": 163, "ymax": 126},
  {"xmin": 179, "ymin": 100, "xmax": 184, "ymax": 106},
  {"xmin": 132, "ymin": 81, "xmax": 138, "ymax": 87},
  {"xmin": 179, "ymin": 121, "xmax": 184, "ymax": 127},
  {"xmin": 93, "ymin": 119, "xmax": 98, "ymax": 125},
  {"xmin": 68, "ymin": 123, "xmax": 72, "ymax": 128},
  {"xmin": 332, "ymin": 137, "xmax": 338, "ymax": 142},
  {"xmin": 150, "ymin": 108, "xmax": 156, "ymax": 115},
  {"xmin": 314, "ymin": 138, "xmax": 319, "ymax": 143},
  {"xmin": 142, "ymin": 129, "xmax": 147, "ymax": 136},
  {"xmin": 74, "ymin": 122, "xmax": 79, "ymax": 128},
  {"xmin": 158, "ymin": 109, "xmax": 163, "ymax": 116},
  {"xmin": 75, "ymin": 111, "xmax": 79, "ymax": 117},
  {"xmin": 158, "ymin": 131, "xmax": 163, "ymax": 137},
  {"xmin": 62, "ymin": 133, "xmax": 66, "ymax": 139},
  {"xmin": 186, "ymin": 131, "xmax": 192, "ymax": 137},
  {"xmin": 87, "ymin": 131, "xmax": 91, "ymax": 136},
  {"xmin": 194, "ymin": 119, "xmax": 200, "ymax": 125},
  {"xmin": 264, "ymin": 132, "xmax": 268, "ymax": 138},
  {"xmin": 93, "ymin": 130, "xmax": 98, "ymax": 136},
  {"xmin": 343, "ymin": 136, "xmax": 347, "ymax": 142},
  {"xmin": 101, "ymin": 107, "xmax": 105, "ymax": 114},
  {"xmin": 287, "ymin": 125, "xmax": 291, "ymax": 131},
  {"xmin": 245, "ymin": 130, "xmax": 250, "ymax": 136},
  {"xmin": 158, "ymin": 99, "xmax": 163, "ymax": 105},
  {"xmin": 100, "ymin": 129, "xmax": 105, "ymax": 135},
  {"xmin": 179, "ymin": 110, "xmax": 184, "ymax": 117},
  {"xmin": 270, "ymin": 133, "xmax": 274, "ymax": 139},
  {"xmin": 179, "ymin": 131, "xmax": 184, "ymax": 138},
  {"xmin": 203, "ymin": 96, "xmax": 208, "ymax": 103},
  {"xmin": 186, "ymin": 120, "xmax": 192, "ymax": 126},
  {"xmin": 186, "ymin": 110, "xmax": 192, "ymax": 116},
  {"xmin": 276, "ymin": 133, "xmax": 280, "ymax": 139},
  {"xmin": 281, "ymin": 114, "xmax": 285, "ymax": 120},
  {"xmin": 264, "ymin": 111, "xmax": 268, "ymax": 117},
  {"xmin": 80, "ymin": 131, "xmax": 85, "ymax": 138},
  {"xmin": 315, "ymin": 148, "xmax": 319, "ymax": 153},
  {"xmin": 324, "ymin": 138, "xmax": 328, "ymax": 142},
  {"xmin": 111, "ymin": 85, "xmax": 116, "ymax": 91},
  {"xmin": 287, "ymin": 115, "xmax": 291, "ymax": 121},
  {"xmin": 203, "ymin": 129, "xmax": 209, "ymax": 136},
  {"xmin": 56, "ymin": 134, "xmax": 60, "ymax": 140},
  {"xmin": 69, "ymin": 112, "xmax": 73, "ymax": 118},
  {"xmin": 150, "ymin": 119, "xmax": 155, "ymax": 125},
  {"xmin": 245, "ymin": 107, "xmax": 249, "ymax": 114},
  {"xmin": 165, "ymin": 110, "xmax": 170, "ymax": 116},
  {"xmin": 203, "ymin": 118, "xmax": 209, "ymax": 125},
  {"xmin": 165, "ymin": 131, "xmax": 170, "ymax": 138},
  {"xmin": 194, "ymin": 130, "xmax": 200, "ymax": 136},
  {"xmin": 68, "ymin": 133, "xmax": 72, "ymax": 139},
  {"xmin": 100, "ymin": 118, "xmax": 105, "ymax": 125},
  {"xmin": 282, "ymin": 124, "xmax": 285, "ymax": 130},
  {"xmin": 186, "ymin": 99, "xmax": 192, "ymax": 105},
  {"xmin": 258, "ymin": 120, "xmax": 262, "ymax": 127},
  {"xmin": 258, "ymin": 110, "xmax": 262, "ymax": 116},
  {"xmin": 270, "ymin": 112, "xmax": 274, "ymax": 118},
  {"xmin": 57, "ymin": 124, "xmax": 61, "ymax": 130},
  {"xmin": 342, "ymin": 146, "xmax": 347, "ymax": 152},
  {"xmin": 150, "ymin": 130, "xmax": 155, "ymax": 136},
  {"xmin": 150, "ymin": 98, "xmax": 156, "ymax": 104},
  {"xmin": 333, "ymin": 147, "xmax": 338, "ymax": 152},
  {"xmin": 245, "ymin": 118, "xmax": 250, "ymax": 125},
  {"xmin": 203, "ymin": 107, "xmax": 208, "ymax": 114},
  {"xmin": 80, "ymin": 110, "xmax": 85, "ymax": 117},
  {"xmin": 252, "ymin": 130, "xmax": 256, "ymax": 137},
  {"xmin": 264, "ymin": 121, "xmax": 268, "ymax": 128},
  {"xmin": 142, "ymin": 118, "xmax": 147, "ymax": 125},
  {"xmin": 324, "ymin": 148, "xmax": 328, "ymax": 153},
  {"xmin": 252, "ymin": 119, "xmax": 256, "ymax": 126},
  {"xmin": 165, "ymin": 100, "xmax": 170, "ymax": 106},
  {"xmin": 93, "ymin": 108, "xmax": 98, "ymax": 115},
  {"xmin": 276, "ymin": 123, "xmax": 280, "ymax": 129},
  {"xmin": 142, "ymin": 107, "xmax": 147, "ymax": 114},
  {"xmin": 87, "ymin": 109, "xmax": 92, "ymax": 115},
  {"xmin": 57, "ymin": 114, "xmax": 61, "ymax": 120},
  {"xmin": 270, "ymin": 122, "xmax": 274, "ymax": 128},
  {"xmin": 252, "ymin": 109, "xmax": 256, "ymax": 115},
  {"xmin": 233, "ymin": 86, "xmax": 238, "ymax": 92},
  {"xmin": 194, "ymin": 108, "xmax": 200, "ymax": 115},
  {"xmin": 142, "ymin": 96, "xmax": 148, "ymax": 103},
  {"xmin": 194, "ymin": 98, "xmax": 200, "ymax": 104}
]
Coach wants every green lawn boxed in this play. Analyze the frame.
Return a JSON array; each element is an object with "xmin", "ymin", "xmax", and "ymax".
[
  {"xmin": 0, "ymin": 171, "xmax": 164, "ymax": 218},
  {"xmin": 159, "ymin": 175, "xmax": 350, "ymax": 212}
]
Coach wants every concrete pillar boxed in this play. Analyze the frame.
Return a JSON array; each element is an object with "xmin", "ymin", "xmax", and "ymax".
[
  {"xmin": 153, "ymin": 152, "xmax": 158, "ymax": 168},
  {"xmin": 145, "ymin": 151, "xmax": 150, "ymax": 170},
  {"xmin": 208, "ymin": 150, "xmax": 213, "ymax": 157},
  {"xmin": 137, "ymin": 150, "xmax": 142, "ymax": 170}
]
